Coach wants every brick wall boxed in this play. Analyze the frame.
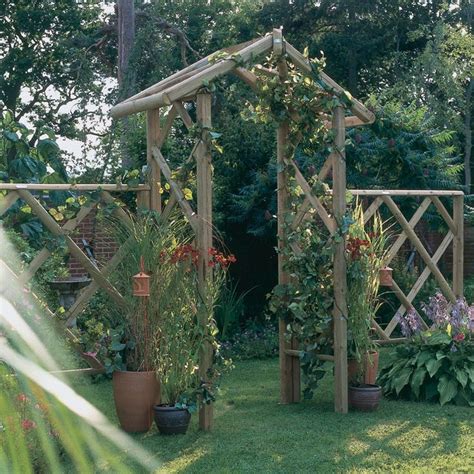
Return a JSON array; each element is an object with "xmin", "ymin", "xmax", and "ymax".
[
  {"xmin": 424, "ymin": 223, "xmax": 474, "ymax": 278},
  {"xmin": 68, "ymin": 210, "xmax": 118, "ymax": 277}
]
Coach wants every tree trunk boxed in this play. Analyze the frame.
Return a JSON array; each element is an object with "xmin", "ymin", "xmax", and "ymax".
[
  {"xmin": 117, "ymin": 0, "xmax": 135, "ymax": 99},
  {"xmin": 347, "ymin": 0, "xmax": 358, "ymax": 95},
  {"xmin": 117, "ymin": 0, "xmax": 136, "ymax": 168},
  {"xmin": 464, "ymin": 79, "xmax": 472, "ymax": 191}
]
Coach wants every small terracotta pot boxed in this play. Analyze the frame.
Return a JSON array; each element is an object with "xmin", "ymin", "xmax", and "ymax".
[
  {"xmin": 349, "ymin": 384, "xmax": 382, "ymax": 411},
  {"xmin": 153, "ymin": 405, "xmax": 191, "ymax": 435},
  {"xmin": 112, "ymin": 371, "xmax": 160, "ymax": 433},
  {"xmin": 348, "ymin": 351, "xmax": 379, "ymax": 384}
]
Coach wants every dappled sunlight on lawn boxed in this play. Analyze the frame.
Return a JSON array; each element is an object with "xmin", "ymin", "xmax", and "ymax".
[{"xmin": 72, "ymin": 357, "xmax": 473, "ymax": 473}]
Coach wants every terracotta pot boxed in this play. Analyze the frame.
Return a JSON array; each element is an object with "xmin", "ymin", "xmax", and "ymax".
[
  {"xmin": 349, "ymin": 384, "xmax": 382, "ymax": 411},
  {"xmin": 153, "ymin": 405, "xmax": 191, "ymax": 435},
  {"xmin": 348, "ymin": 351, "xmax": 379, "ymax": 385},
  {"xmin": 112, "ymin": 371, "xmax": 160, "ymax": 433}
]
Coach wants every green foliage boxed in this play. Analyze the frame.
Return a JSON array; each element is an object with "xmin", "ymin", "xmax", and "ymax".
[
  {"xmin": 104, "ymin": 213, "xmax": 229, "ymax": 408},
  {"xmin": 379, "ymin": 338, "xmax": 474, "ymax": 406},
  {"xmin": 0, "ymin": 229, "xmax": 159, "ymax": 472},
  {"xmin": 346, "ymin": 100, "xmax": 463, "ymax": 192},
  {"xmin": 214, "ymin": 282, "xmax": 253, "ymax": 339},
  {"xmin": 380, "ymin": 293, "xmax": 474, "ymax": 406},
  {"xmin": 0, "ymin": 110, "xmax": 67, "ymax": 183},
  {"xmin": 220, "ymin": 323, "xmax": 279, "ymax": 361},
  {"xmin": 0, "ymin": 0, "xmax": 107, "ymax": 140},
  {"xmin": 346, "ymin": 203, "xmax": 387, "ymax": 366},
  {"xmin": 3, "ymin": 228, "xmax": 69, "ymax": 309}
]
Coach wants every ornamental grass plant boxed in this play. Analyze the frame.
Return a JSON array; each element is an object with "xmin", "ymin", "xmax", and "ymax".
[
  {"xmin": 346, "ymin": 201, "xmax": 388, "ymax": 372},
  {"xmin": 108, "ymin": 213, "xmax": 233, "ymax": 409}
]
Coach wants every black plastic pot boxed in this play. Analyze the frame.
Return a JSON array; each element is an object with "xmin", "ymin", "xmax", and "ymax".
[
  {"xmin": 348, "ymin": 384, "xmax": 382, "ymax": 412},
  {"xmin": 153, "ymin": 405, "xmax": 191, "ymax": 435}
]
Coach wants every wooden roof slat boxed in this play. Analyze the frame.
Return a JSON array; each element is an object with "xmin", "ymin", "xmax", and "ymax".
[
  {"xmin": 123, "ymin": 38, "xmax": 260, "ymax": 105},
  {"xmin": 110, "ymin": 31, "xmax": 375, "ymax": 123},
  {"xmin": 110, "ymin": 35, "xmax": 273, "ymax": 118}
]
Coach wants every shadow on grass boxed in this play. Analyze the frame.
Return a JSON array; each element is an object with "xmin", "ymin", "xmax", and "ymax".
[{"xmin": 73, "ymin": 358, "xmax": 474, "ymax": 473}]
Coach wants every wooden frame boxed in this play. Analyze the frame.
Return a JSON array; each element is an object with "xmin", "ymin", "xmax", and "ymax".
[{"xmin": 0, "ymin": 29, "xmax": 464, "ymax": 427}]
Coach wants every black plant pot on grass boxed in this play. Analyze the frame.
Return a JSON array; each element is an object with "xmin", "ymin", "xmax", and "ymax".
[
  {"xmin": 348, "ymin": 384, "xmax": 382, "ymax": 412},
  {"xmin": 153, "ymin": 405, "xmax": 191, "ymax": 435}
]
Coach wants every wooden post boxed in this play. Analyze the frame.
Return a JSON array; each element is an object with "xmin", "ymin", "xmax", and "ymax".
[
  {"xmin": 196, "ymin": 92, "xmax": 213, "ymax": 431},
  {"xmin": 136, "ymin": 190, "xmax": 149, "ymax": 210},
  {"xmin": 275, "ymin": 28, "xmax": 300, "ymax": 404},
  {"xmin": 146, "ymin": 109, "xmax": 161, "ymax": 212},
  {"xmin": 453, "ymin": 194, "xmax": 464, "ymax": 297},
  {"xmin": 332, "ymin": 106, "xmax": 348, "ymax": 414}
]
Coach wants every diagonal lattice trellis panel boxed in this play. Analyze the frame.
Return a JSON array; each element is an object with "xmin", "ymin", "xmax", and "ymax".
[
  {"xmin": 0, "ymin": 187, "xmax": 148, "ymax": 372},
  {"xmin": 358, "ymin": 191, "xmax": 463, "ymax": 340},
  {"xmin": 286, "ymin": 170, "xmax": 463, "ymax": 342}
]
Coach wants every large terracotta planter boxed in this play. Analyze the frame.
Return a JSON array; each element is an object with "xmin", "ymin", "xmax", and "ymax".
[
  {"xmin": 348, "ymin": 351, "xmax": 379, "ymax": 384},
  {"xmin": 112, "ymin": 371, "xmax": 160, "ymax": 433}
]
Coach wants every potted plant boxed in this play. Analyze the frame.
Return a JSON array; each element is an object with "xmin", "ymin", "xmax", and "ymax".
[
  {"xmin": 346, "ymin": 202, "xmax": 387, "ymax": 410},
  {"xmin": 152, "ymin": 244, "xmax": 233, "ymax": 434},
  {"xmin": 108, "ymin": 216, "xmax": 190, "ymax": 433}
]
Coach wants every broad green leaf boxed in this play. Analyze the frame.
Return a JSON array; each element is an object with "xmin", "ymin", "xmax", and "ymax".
[
  {"xmin": 394, "ymin": 367, "xmax": 412, "ymax": 395},
  {"xmin": 410, "ymin": 366, "xmax": 426, "ymax": 398},
  {"xmin": 465, "ymin": 365, "xmax": 474, "ymax": 383},
  {"xmin": 455, "ymin": 367, "xmax": 468, "ymax": 388},
  {"xmin": 426, "ymin": 358, "xmax": 443, "ymax": 377},
  {"xmin": 416, "ymin": 350, "xmax": 432, "ymax": 367},
  {"xmin": 3, "ymin": 130, "xmax": 19, "ymax": 142},
  {"xmin": 438, "ymin": 376, "xmax": 458, "ymax": 405}
]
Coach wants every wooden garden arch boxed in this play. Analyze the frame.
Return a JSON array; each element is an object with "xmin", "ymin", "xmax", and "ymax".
[
  {"xmin": 0, "ymin": 29, "xmax": 463, "ymax": 432},
  {"xmin": 109, "ymin": 28, "xmax": 464, "ymax": 426}
]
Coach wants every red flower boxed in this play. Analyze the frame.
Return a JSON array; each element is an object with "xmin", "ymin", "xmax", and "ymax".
[
  {"xmin": 21, "ymin": 419, "xmax": 36, "ymax": 431},
  {"xmin": 17, "ymin": 393, "xmax": 28, "ymax": 404},
  {"xmin": 453, "ymin": 333, "xmax": 465, "ymax": 342}
]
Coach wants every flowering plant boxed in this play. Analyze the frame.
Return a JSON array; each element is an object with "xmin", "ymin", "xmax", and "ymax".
[
  {"xmin": 398, "ymin": 292, "xmax": 473, "ymax": 346},
  {"xmin": 106, "ymin": 215, "xmax": 235, "ymax": 411},
  {"xmin": 379, "ymin": 293, "xmax": 474, "ymax": 406},
  {"xmin": 1, "ymin": 374, "xmax": 62, "ymax": 472},
  {"xmin": 346, "ymin": 202, "xmax": 387, "ymax": 375}
]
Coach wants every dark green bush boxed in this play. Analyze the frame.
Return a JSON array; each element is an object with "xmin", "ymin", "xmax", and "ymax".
[
  {"xmin": 220, "ymin": 323, "xmax": 279, "ymax": 361},
  {"xmin": 379, "ymin": 294, "xmax": 474, "ymax": 406},
  {"xmin": 379, "ymin": 334, "xmax": 474, "ymax": 406}
]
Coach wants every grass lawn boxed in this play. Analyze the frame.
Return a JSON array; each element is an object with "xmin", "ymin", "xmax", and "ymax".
[{"xmin": 72, "ymin": 357, "xmax": 474, "ymax": 473}]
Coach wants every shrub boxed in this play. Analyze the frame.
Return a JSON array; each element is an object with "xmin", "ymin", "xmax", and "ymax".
[
  {"xmin": 379, "ymin": 293, "xmax": 474, "ymax": 406},
  {"xmin": 220, "ymin": 323, "xmax": 279, "ymax": 361}
]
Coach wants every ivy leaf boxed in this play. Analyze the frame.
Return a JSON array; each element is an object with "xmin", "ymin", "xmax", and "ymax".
[
  {"xmin": 111, "ymin": 341, "xmax": 126, "ymax": 352},
  {"xmin": 183, "ymin": 188, "xmax": 193, "ymax": 201},
  {"xmin": 438, "ymin": 376, "xmax": 458, "ymax": 406}
]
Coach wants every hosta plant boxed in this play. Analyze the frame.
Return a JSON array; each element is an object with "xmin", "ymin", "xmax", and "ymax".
[{"xmin": 379, "ymin": 293, "xmax": 474, "ymax": 406}]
